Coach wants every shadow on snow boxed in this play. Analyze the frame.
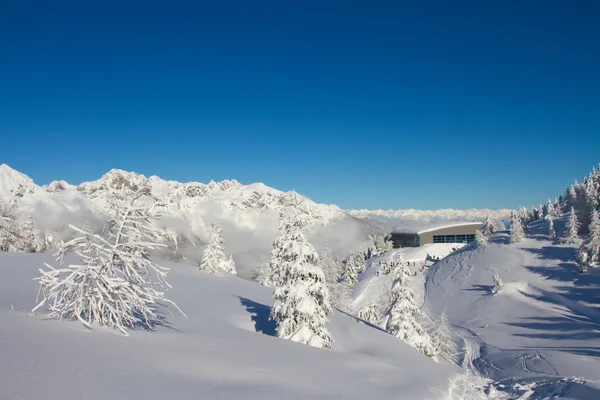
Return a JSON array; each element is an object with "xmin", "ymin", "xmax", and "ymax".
[{"xmin": 237, "ymin": 296, "xmax": 277, "ymax": 336}]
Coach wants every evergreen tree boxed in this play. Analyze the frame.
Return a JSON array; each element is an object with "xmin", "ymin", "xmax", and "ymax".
[
  {"xmin": 546, "ymin": 199, "xmax": 557, "ymax": 218},
  {"xmin": 547, "ymin": 214, "xmax": 556, "ymax": 239},
  {"xmin": 564, "ymin": 207, "xmax": 582, "ymax": 245},
  {"xmin": 510, "ymin": 213, "xmax": 525, "ymax": 243},
  {"xmin": 430, "ymin": 311, "xmax": 458, "ymax": 363},
  {"xmin": 343, "ymin": 251, "xmax": 363, "ymax": 285},
  {"xmin": 481, "ymin": 217, "xmax": 495, "ymax": 238},
  {"xmin": 474, "ymin": 230, "xmax": 488, "ymax": 247},
  {"xmin": 358, "ymin": 304, "xmax": 381, "ymax": 325},
  {"xmin": 23, "ymin": 215, "xmax": 38, "ymax": 253},
  {"xmin": 200, "ymin": 223, "xmax": 237, "ymax": 275},
  {"xmin": 586, "ymin": 209, "xmax": 600, "ymax": 266},
  {"xmin": 0, "ymin": 201, "xmax": 23, "ymax": 252},
  {"xmin": 385, "ymin": 254, "xmax": 434, "ymax": 357},
  {"xmin": 269, "ymin": 211, "xmax": 333, "ymax": 349},
  {"xmin": 32, "ymin": 189, "xmax": 184, "ymax": 335},
  {"xmin": 492, "ymin": 273, "xmax": 503, "ymax": 294}
]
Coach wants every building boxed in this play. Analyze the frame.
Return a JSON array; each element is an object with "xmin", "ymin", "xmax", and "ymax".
[{"xmin": 389, "ymin": 221, "xmax": 483, "ymax": 248}]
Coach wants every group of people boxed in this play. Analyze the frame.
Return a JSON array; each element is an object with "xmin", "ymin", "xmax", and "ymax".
[{"xmin": 375, "ymin": 259, "xmax": 427, "ymax": 277}]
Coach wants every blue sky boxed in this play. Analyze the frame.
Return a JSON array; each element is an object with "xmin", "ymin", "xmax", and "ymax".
[{"xmin": 0, "ymin": 1, "xmax": 598, "ymax": 210}]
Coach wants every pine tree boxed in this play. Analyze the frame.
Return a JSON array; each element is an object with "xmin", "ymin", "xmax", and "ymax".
[
  {"xmin": 564, "ymin": 207, "xmax": 582, "ymax": 245},
  {"xmin": 546, "ymin": 199, "xmax": 557, "ymax": 218},
  {"xmin": 343, "ymin": 251, "xmax": 363, "ymax": 285},
  {"xmin": 32, "ymin": 189, "xmax": 184, "ymax": 335},
  {"xmin": 200, "ymin": 223, "xmax": 237, "ymax": 275},
  {"xmin": 269, "ymin": 211, "xmax": 333, "ymax": 349},
  {"xmin": 430, "ymin": 311, "xmax": 458, "ymax": 363},
  {"xmin": 510, "ymin": 213, "xmax": 525, "ymax": 243},
  {"xmin": 547, "ymin": 214, "xmax": 556, "ymax": 239},
  {"xmin": 586, "ymin": 209, "xmax": 600, "ymax": 266},
  {"xmin": 358, "ymin": 304, "xmax": 381, "ymax": 325},
  {"xmin": 577, "ymin": 244, "xmax": 590, "ymax": 273},
  {"xmin": 567, "ymin": 184, "xmax": 577, "ymax": 210},
  {"xmin": 385, "ymin": 255, "xmax": 434, "ymax": 357},
  {"xmin": 23, "ymin": 215, "xmax": 38, "ymax": 253},
  {"xmin": 0, "ymin": 201, "xmax": 23, "ymax": 252},
  {"xmin": 474, "ymin": 230, "xmax": 488, "ymax": 247},
  {"xmin": 481, "ymin": 217, "xmax": 495, "ymax": 238},
  {"xmin": 492, "ymin": 273, "xmax": 503, "ymax": 294}
]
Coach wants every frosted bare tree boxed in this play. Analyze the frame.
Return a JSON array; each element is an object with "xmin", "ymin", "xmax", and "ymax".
[
  {"xmin": 32, "ymin": 189, "xmax": 185, "ymax": 335},
  {"xmin": 430, "ymin": 311, "xmax": 458, "ymax": 363}
]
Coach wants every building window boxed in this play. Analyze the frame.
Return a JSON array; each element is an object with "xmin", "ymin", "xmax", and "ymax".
[{"xmin": 433, "ymin": 234, "xmax": 477, "ymax": 244}]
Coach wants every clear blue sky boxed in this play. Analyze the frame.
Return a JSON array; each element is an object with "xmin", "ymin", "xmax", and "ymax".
[{"xmin": 0, "ymin": 1, "xmax": 598, "ymax": 210}]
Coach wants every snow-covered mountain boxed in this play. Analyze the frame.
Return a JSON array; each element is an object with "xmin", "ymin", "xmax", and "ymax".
[{"xmin": 0, "ymin": 163, "xmax": 508, "ymax": 277}]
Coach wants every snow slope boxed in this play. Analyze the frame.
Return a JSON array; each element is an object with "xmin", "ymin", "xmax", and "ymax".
[
  {"xmin": 423, "ymin": 217, "xmax": 600, "ymax": 399},
  {"xmin": 0, "ymin": 252, "xmax": 458, "ymax": 400}
]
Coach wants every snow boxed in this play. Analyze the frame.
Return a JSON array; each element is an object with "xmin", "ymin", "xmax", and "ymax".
[
  {"xmin": 422, "ymin": 217, "xmax": 600, "ymax": 398},
  {"xmin": 0, "ymin": 252, "xmax": 457, "ymax": 400}
]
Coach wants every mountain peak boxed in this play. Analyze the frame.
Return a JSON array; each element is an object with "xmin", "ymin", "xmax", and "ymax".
[{"xmin": 0, "ymin": 164, "xmax": 38, "ymax": 200}]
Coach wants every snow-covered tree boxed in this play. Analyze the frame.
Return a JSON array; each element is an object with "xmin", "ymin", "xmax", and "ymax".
[
  {"xmin": 492, "ymin": 273, "xmax": 503, "ymax": 294},
  {"xmin": 0, "ymin": 201, "xmax": 23, "ymax": 252},
  {"xmin": 372, "ymin": 234, "xmax": 393, "ymax": 256},
  {"xmin": 546, "ymin": 199, "xmax": 557, "ymax": 218},
  {"xmin": 577, "ymin": 244, "xmax": 590, "ymax": 273},
  {"xmin": 199, "ymin": 223, "xmax": 236, "ymax": 275},
  {"xmin": 481, "ymin": 217, "xmax": 496, "ymax": 238},
  {"xmin": 509, "ymin": 213, "xmax": 525, "ymax": 243},
  {"xmin": 385, "ymin": 255, "xmax": 435, "ymax": 357},
  {"xmin": 547, "ymin": 214, "xmax": 556, "ymax": 239},
  {"xmin": 585, "ymin": 209, "xmax": 600, "ymax": 267},
  {"xmin": 32, "ymin": 189, "xmax": 184, "ymax": 335},
  {"xmin": 358, "ymin": 304, "xmax": 381, "ymax": 325},
  {"xmin": 23, "ymin": 215, "xmax": 39, "ymax": 253},
  {"xmin": 251, "ymin": 261, "xmax": 272, "ymax": 286},
  {"xmin": 269, "ymin": 210, "xmax": 333, "ymax": 349},
  {"xmin": 566, "ymin": 184, "xmax": 577, "ymax": 210},
  {"xmin": 343, "ymin": 251, "xmax": 364, "ymax": 285},
  {"xmin": 320, "ymin": 248, "xmax": 352, "ymax": 312},
  {"xmin": 564, "ymin": 207, "xmax": 582, "ymax": 245},
  {"xmin": 430, "ymin": 311, "xmax": 458, "ymax": 363},
  {"xmin": 474, "ymin": 230, "xmax": 488, "ymax": 247}
]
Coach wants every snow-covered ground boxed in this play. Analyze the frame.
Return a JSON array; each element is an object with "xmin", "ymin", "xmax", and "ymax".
[
  {"xmin": 0, "ymin": 252, "xmax": 459, "ymax": 400},
  {"xmin": 422, "ymin": 217, "xmax": 600, "ymax": 399}
]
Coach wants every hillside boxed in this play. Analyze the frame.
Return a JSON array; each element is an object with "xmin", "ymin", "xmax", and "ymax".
[
  {"xmin": 0, "ymin": 163, "xmax": 507, "ymax": 277},
  {"xmin": 0, "ymin": 252, "xmax": 458, "ymax": 400}
]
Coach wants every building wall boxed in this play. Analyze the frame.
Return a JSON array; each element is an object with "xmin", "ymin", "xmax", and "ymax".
[{"xmin": 418, "ymin": 223, "xmax": 483, "ymax": 245}]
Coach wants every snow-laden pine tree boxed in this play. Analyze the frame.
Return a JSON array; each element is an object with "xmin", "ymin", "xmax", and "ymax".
[
  {"xmin": 320, "ymin": 248, "xmax": 352, "ymax": 312},
  {"xmin": 481, "ymin": 217, "xmax": 495, "ymax": 238},
  {"xmin": 372, "ymin": 234, "xmax": 394, "ymax": 256},
  {"xmin": 564, "ymin": 207, "xmax": 582, "ymax": 245},
  {"xmin": 509, "ymin": 213, "xmax": 525, "ymax": 243},
  {"xmin": 0, "ymin": 201, "xmax": 23, "ymax": 252},
  {"xmin": 566, "ymin": 184, "xmax": 577, "ymax": 210},
  {"xmin": 23, "ymin": 215, "xmax": 39, "ymax": 253},
  {"xmin": 546, "ymin": 199, "xmax": 557, "ymax": 218},
  {"xmin": 199, "ymin": 223, "xmax": 237, "ymax": 275},
  {"xmin": 251, "ymin": 261, "xmax": 272, "ymax": 286},
  {"xmin": 343, "ymin": 251, "xmax": 363, "ymax": 285},
  {"xmin": 491, "ymin": 273, "xmax": 503, "ymax": 294},
  {"xmin": 430, "ymin": 311, "xmax": 458, "ymax": 363},
  {"xmin": 385, "ymin": 255, "xmax": 435, "ymax": 358},
  {"xmin": 474, "ymin": 230, "xmax": 488, "ymax": 247},
  {"xmin": 269, "ymin": 210, "xmax": 333, "ymax": 349},
  {"xmin": 358, "ymin": 304, "xmax": 381, "ymax": 325},
  {"xmin": 267, "ymin": 211, "xmax": 308, "ymax": 287},
  {"xmin": 547, "ymin": 214, "xmax": 556, "ymax": 239},
  {"xmin": 585, "ymin": 209, "xmax": 600, "ymax": 267},
  {"xmin": 32, "ymin": 189, "xmax": 184, "ymax": 335}
]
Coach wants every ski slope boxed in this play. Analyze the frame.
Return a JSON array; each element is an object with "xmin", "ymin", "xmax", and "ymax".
[
  {"xmin": 0, "ymin": 252, "xmax": 458, "ymax": 400},
  {"xmin": 423, "ymin": 217, "xmax": 600, "ymax": 399}
]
